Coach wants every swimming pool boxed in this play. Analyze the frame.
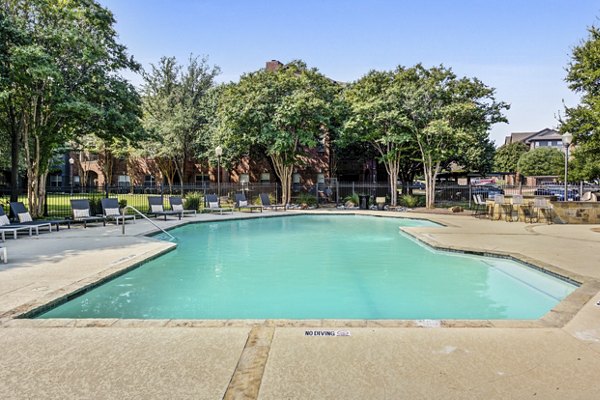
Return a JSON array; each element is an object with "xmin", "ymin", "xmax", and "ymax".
[{"xmin": 37, "ymin": 215, "xmax": 576, "ymax": 320}]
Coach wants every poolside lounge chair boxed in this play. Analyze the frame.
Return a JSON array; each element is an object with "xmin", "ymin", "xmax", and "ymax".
[
  {"xmin": 0, "ymin": 207, "xmax": 36, "ymax": 241},
  {"xmin": 204, "ymin": 194, "xmax": 232, "ymax": 215},
  {"xmin": 259, "ymin": 193, "xmax": 286, "ymax": 211},
  {"xmin": 147, "ymin": 196, "xmax": 181, "ymax": 220},
  {"xmin": 101, "ymin": 198, "xmax": 136, "ymax": 226},
  {"xmin": 169, "ymin": 196, "xmax": 197, "ymax": 217},
  {"xmin": 234, "ymin": 193, "xmax": 262, "ymax": 213},
  {"xmin": 70, "ymin": 199, "xmax": 106, "ymax": 228},
  {"xmin": 9, "ymin": 202, "xmax": 61, "ymax": 232}
]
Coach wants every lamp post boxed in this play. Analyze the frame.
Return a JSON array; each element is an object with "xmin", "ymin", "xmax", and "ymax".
[
  {"xmin": 215, "ymin": 145, "xmax": 223, "ymax": 197},
  {"xmin": 68, "ymin": 157, "xmax": 75, "ymax": 196},
  {"xmin": 561, "ymin": 132, "xmax": 573, "ymax": 201}
]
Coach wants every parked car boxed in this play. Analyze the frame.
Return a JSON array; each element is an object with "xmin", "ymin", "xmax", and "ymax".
[
  {"xmin": 534, "ymin": 186, "xmax": 580, "ymax": 201},
  {"xmin": 472, "ymin": 184, "xmax": 504, "ymax": 200},
  {"xmin": 397, "ymin": 181, "xmax": 426, "ymax": 190}
]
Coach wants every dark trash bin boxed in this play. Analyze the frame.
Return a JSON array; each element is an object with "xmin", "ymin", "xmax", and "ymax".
[{"xmin": 358, "ymin": 195, "xmax": 369, "ymax": 210}]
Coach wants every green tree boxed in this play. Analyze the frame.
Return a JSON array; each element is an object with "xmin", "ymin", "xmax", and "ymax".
[
  {"xmin": 494, "ymin": 141, "xmax": 529, "ymax": 183},
  {"xmin": 342, "ymin": 70, "xmax": 415, "ymax": 206},
  {"xmin": 218, "ymin": 60, "xmax": 340, "ymax": 204},
  {"xmin": 561, "ymin": 25, "xmax": 600, "ymax": 181},
  {"xmin": 142, "ymin": 55, "xmax": 220, "ymax": 191},
  {"xmin": 0, "ymin": 6, "xmax": 26, "ymax": 199},
  {"xmin": 494, "ymin": 142, "xmax": 529, "ymax": 172},
  {"xmin": 457, "ymin": 135, "xmax": 496, "ymax": 178},
  {"xmin": 517, "ymin": 147, "xmax": 564, "ymax": 177},
  {"xmin": 0, "ymin": 0, "xmax": 141, "ymax": 217},
  {"xmin": 390, "ymin": 65, "xmax": 508, "ymax": 208}
]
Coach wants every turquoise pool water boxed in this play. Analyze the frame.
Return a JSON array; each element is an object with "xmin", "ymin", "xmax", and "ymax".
[{"xmin": 37, "ymin": 215, "xmax": 576, "ymax": 320}]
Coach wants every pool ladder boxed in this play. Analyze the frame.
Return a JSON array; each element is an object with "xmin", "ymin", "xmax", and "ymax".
[{"xmin": 121, "ymin": 205, "xmax": 176, "ymax": 241}]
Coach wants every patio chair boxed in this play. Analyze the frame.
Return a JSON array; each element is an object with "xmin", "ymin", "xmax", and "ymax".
[
  {"xmin": 472, "ymin": 194, "xmax": 487, "ymax": 218},
  {"xmin": 492, "ymin": 194, "xmax": 505, "ymax": 221},
  {"xmin": 9, "ymin": 202, "xmax": 64, "ymax": 232},
  {"xmin": 101, "ymin": 198, "xmax": 136, "ymax": 226},
  {"xmin": 581, "ymin": 191, "xmax": 598, "ymax": 202},
  {"xmin": 70, "ymin": 199, "xmax": 106, "ymax": 228},
  {"xmin": 522, "ymin": 202, "xmax": 538, "ymax": 223},
  {"xmin": 504, "ymin": 194, "xmax": 523, "ymax": 222},
  {"xmin": 204, "ymin": 194, "xmax": 233, "ymax": 215},
  {"xmin": 147, "ymin": 196, "xmax": 181, "ymax": 220},
  {"xmin": 0, "ymin": 207, "xmax": 36, "ymax": 240},
  {"xmin": 234, "ymin": 193, "xmax": 262, "ymax": 213},
  {"xmin": 169, "ymin": 196, "xmax": 197, "ymax": 217},
  {"xmin": 259, "ymin": 193, "xmax": 286, "ymax": 211},
  {"xmin": 534, "ymin": 197, "xmax": 553, "ymax": 224}
]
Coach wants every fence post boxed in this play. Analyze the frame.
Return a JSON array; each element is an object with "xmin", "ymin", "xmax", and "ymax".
[
  {"xmin": 468, "ymin": 184, "xmax": 472, "ymax": 208},
  {"xmin": 44, "ymin": 191, "xmax": 48, "ymax": 217}
]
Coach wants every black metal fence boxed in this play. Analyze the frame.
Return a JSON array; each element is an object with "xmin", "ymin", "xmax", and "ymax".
[{"xmin": 4, "ymin": 181, "xmax": 599, "ymax": 219}]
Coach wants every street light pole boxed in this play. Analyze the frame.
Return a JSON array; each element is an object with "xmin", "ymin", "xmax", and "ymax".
[
  {"xmin": 215, "ymin": 145, "xmax": 223, "ymax": 197},
  {"xmin": 562, "ymin": 132, "xmax": 573, "ymax": 201},
  {"xmin": 68, "ymin": 157, "xmax": 75, "ymax": 196}
]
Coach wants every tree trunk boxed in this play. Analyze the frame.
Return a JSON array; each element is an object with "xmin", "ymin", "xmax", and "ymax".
[
  {"xmin": 388, "ymin": 164, "xmax": 399, "ymax": 206},
  {"xmin": 271, "ymin": 154, "xmax": 293, "ymax": 204},
  {"xmin": 423, "ymin": 160, "xmax": 441, "ymax": 209},
  {"xmin": 10, "ymin": 128, "xmax": 20, "ymax": 203}
]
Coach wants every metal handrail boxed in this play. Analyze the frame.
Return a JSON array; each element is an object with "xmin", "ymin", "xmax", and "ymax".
[{"xmin": 121, "ymin": 205, "xmax": 176, "ymax": 241}]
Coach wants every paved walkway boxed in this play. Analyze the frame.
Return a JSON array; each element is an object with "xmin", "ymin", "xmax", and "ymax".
[{"xmin": 0, "ymin": 210, "xmax": 599, "ymax": 399}]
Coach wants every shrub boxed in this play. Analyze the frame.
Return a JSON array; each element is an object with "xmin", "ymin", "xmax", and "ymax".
[
  {"xmin": 297, "ymin": 192, "xmax": 317, "ymax": 206},
  {"xmin": 118, "ymin": 199, "xmax": 127, "ymax": 209},
  {"xmin": 343, "ymin": 192, "xmax": 359, "ymax": 206},
  {"xmin": 184, "ymin": 192, "xmax": 203, "ymax": 210},
  {"xmin": 399, "ymin": 194, "xmax": 420, "ymax": 208},
  {"xmin": 88, "ymin": 197, "xmax": 103, "ymax": 215}
]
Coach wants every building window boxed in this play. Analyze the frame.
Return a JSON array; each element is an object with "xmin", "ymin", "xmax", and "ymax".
[
  {"xmin": 317, "ymin": 173, "xmax": 325, "ymax": 184},
  {"xmin": 144, "ymin": 175, "xmax": 155, "ymax": 186},
  {"xmin": 49, "ymin": 174, "xmax": 62, "ymax": 187},
  {"xmin": 240, "ymin": 173, "xmax": 249, "ymax": 183},
  {"xmin": 260, "ymin": 173, "xmax": 270, "ymax": 183},
  {"xmin": 73, "ymin": 176, "xmax": 80, "ymax": 184},
  {"xmin": 118, "ymin": 175, "xmax": 130, "ymax": 187},
  {"xmin": 292, "ymin": 173, "xmax": 301, "ymax": 184},
  {"xmin": 195, "ymin": 174, "xmax": 208, "ymax": 183}
]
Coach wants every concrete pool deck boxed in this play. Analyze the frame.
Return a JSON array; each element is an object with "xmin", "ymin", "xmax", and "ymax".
[{"xmin": 1, "ymin": 210, "xmax": 599, "ymax": 399}]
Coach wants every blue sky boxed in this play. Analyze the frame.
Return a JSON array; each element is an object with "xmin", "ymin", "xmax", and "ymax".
[{"xmin": 98, "ymin": 0, "xmax": 599, "ymax": 146}]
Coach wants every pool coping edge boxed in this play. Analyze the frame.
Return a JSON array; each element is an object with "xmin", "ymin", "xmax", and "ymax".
[{"xmin": 1, "ymin": 211, "xmax": 596, "ymax": 329}]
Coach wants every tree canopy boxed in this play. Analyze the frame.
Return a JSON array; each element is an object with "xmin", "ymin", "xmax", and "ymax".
[
  {"xmin": 494, "ymin": 142, "xmax": 529, "ymax": 173},
  {"xmin": 141, "ymin": 55, "xmax": 220, "ymax": 190},
  {"xmin": 561, "ymin": 25, "xmax": 600, "ymax": 181},
  {"xmin": 517, "ymin": 147, "xmax": 564, "ymax": 177},
  {"xmin": 342, "ymin": 70, "xmax": 414, "ymax": 206},
  {"xmin": 0, "ymin": 0, "xmax": 141, "ymax": 216},
  {"xmin": 218, "ymin": 60, "xmax": 341, "ymax": 204},
  {"xmin": 384, "ymin": 65, "xmax": 507, "ymax": 208}
]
